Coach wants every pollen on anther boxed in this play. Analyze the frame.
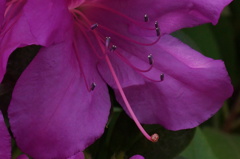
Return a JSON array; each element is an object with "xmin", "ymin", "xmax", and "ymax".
[
  {"xmin": 111, "ymin": 45, "xmax": 117, "ymax": 52},
  {"xmin": 151, "ymin": 133, "xmax": 159, "ymax": 142},
  {"xmin": 148, "ymin": 54, "xmax": 153, "ymax": 65},
  {"xmin": 144, "ymin": 14, "xmax": 149, "ymax": 22},
  {"xmin": 160, "ymin": 74, "xmax": 164, "ymax": 81},
  {"xmin": 90, "ymin": 83, "xmax": 96, "ymax": 91},
  {"xmin": 90, "ymin": 23, "xmax": 98, "ymax": 30}
]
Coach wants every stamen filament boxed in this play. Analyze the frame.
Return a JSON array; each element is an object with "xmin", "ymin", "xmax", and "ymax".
[
  {"xmin": 114, "ymin": 50, "xmax": 154, "ymax": 73},
  {"xmin": 81, "ymin": 3, "xmax": 154, "ymax": 30},
  {"xmin": 72, "ymin": 11, "xmax": 105, "ymax": 59},
  {"xmin": 72, "ymin": 40, "xmax": 95, "ymax": 92},
  {"xmin": 98, "ymin": 24, "xmax": 161, "ymax": 46},
  {"xmin": 73, "ymin": 10, "xmax": 160, "ymax": 47}
]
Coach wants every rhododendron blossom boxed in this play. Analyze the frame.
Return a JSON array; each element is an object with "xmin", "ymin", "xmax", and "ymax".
[{"xmin": 0, "ymin": 0, "xmax": 233, "ymax": 158}]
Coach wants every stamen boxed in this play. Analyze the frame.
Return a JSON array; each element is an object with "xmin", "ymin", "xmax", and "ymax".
[
  {"xmin": 90, "ymin": 23, "xmax": 98, "ymax": 30},
  {"xmin": 110, "ymin": 45, "xmax": 117, "ymax": 52},
  {"xmin": 82, "ymin": 3, "xmax": 154, "ymax": 30},
  {"xmin": 148, "ymin": 54, "xmax": 153, "ymax": 65},
  {"xmin": 144, "ymin": 14, "xmax": 149, "ymax": 22},
  {"xmin": 98, "ymin": 24, "xmax": 161, "ymax": 46},
  {"xmin": 154, "ymin": 21, "xmax": 161, "ymax": 37},
  {"xmin": 90, "ymin": 82, "xmax": 96, "ymax": 91},
  {"xmin": 160, "ymin": 74, "xmax": 164, "ymax": 81},
  {"xmin": 105, "ymin": 37, "xmax": 111, "ymax": 49},
  {"xmin": 73, "ymin": 19, "xmax": 104, "ymax": 59},
  {"xmin": 72, "ymin": 40, "xmax": 94, "ymax": 92},
  {"xmin": 114, "ymin": 50, "xmax": 154, "ymax": 73},
  {"xmin": 73, "ymin": 9, "xmax": 160, "ymax": 48},
  {"xmin": 155, "ymin": 21, "xmax": 159, "ymax": 28}
]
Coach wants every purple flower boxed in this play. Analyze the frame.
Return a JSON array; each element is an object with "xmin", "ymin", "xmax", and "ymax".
[
  {"xmin": 0, "ymin": 0, "xmax": 233, "ymax": 158},
  {"xmin": 0, "ymin": 111, "xmax": 11, "ymax": 159}
]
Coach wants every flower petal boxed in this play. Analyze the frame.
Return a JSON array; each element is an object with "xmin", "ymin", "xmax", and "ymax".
[
  {"xmin": 67, "ymin": 152, "xmax": 85, "ymax": 159},
  {"xmin": 8, "ymin": 41, "xmax": 110, "ymax": 159},
  {"xmin": 0, "ymin": 0, "xmax": 72, "ymax": 82},
  {"xmin": 0, "ymin": 111, "xmax": 11, "ymax": 159},
  {"xmin": 129, "ymin": 155, "xmax": 145, "ymax": 159},
  {"xmin": 96, "ymin": 0, "xmax": 232, "ymax": 34},
  {"xmin": 98, "ymin": 35, "xmax": 233, "ymax": 130}
]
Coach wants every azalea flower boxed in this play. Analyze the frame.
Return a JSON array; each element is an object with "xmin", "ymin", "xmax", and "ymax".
[{"xmin": 0, "ymin": 0, "xmax": 233, "ymax": 158}]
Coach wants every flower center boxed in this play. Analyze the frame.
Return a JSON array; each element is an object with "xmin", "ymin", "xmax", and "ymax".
[{"xmin": 69, "ymin": 2, "xmax": 163, "ymax": 142}]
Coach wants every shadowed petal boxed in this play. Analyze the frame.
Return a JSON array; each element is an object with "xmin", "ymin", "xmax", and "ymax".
[
  {"xmin": 0, "ymin": 111, "xmax": 11, "ymax": 159},
  {"xmin": 16, "ymin": 154, "xmax": 29, "ymax": 159},
  {"xmin": 8, "ymin": 41, "xmax": 110, "ymax": 159},
  {"xmin": 98, "ymin": 35, "xmax": 233, "ymax": 130}
]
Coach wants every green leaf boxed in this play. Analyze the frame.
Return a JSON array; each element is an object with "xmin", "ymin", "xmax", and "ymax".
[
  {"xmin": 210, "ymin": 15, "xmax": 240, "ymax": 86},
  {"xmin": 202, "ymin": 128, "xmax": 240, "ymax": 159},
  {"xmin": 180, "ymin": 128, "xmax": 218, "ymax": 159},
  {"xmin": 173, "ymin": 24, "xmax": 221, "ymax": 59},
  {"xmin": 108, "ymin": 112, "xmax": 195, "ymax": 159}
]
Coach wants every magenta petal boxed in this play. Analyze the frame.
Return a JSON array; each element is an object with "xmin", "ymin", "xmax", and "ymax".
[
  {"xmin": 67, "ymin": 152, "xmax": 85, "ymax": 159},
  {"xmin": 93, "ymin": 0, "xmax": 232, "ymax": 34},
  {"xmin": 8, "ymin": 41, "xmax": 110, "ymax": 159},
  {"xmin": 129, "ymin": 155, "xmax": 145, "ymax": 159},
  {"xmin": 0, "ymin": 111, "xmax": 11, "ymax": 159},
  {"xmin": 0, "ymin": 0, "xmax": 72, "ymax": 82},
  {"xmin": 0, "ymin": 0, "xmax": 5, "ymax": 24},
  {"xmin": 99, "ymin": 35, "xmax": 233, "ymax": 130}
]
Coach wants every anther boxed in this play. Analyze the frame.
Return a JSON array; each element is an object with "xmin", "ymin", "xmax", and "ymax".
[
  {"xmin": 90, "ymin": 82, "xmax": 96, "ymax": 91},
  {"xmin": 144, "ymin": 14, "xmax": 149, "ymax": 22},
  {"xmin": 156, "ymin": 27, "xmax": 160, "ymax": 37},
  {"xmin": 160, "ymin": 74, "xmax": 164, "ymax": 81},
  {"xmin": 110, "ymin": 45, "xmax": 117, "ymax": 52},
  {"xmin": 148, "ymin": 54, "xmax": 153, "ymax": 65},
  {"xmin": 151, "ymin": 133, "xmax": 159, "ymax": 142},
  {"xmin": 105, "ymin": 37, "xmax": 111, "ymax": 49},
  {"xmin": 90, "ymin": 23, "xmax": 98, "ymax": 30},
  {"xmin": 155, "ymin": 21, "xmax": 159, "ymax": 28}
]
